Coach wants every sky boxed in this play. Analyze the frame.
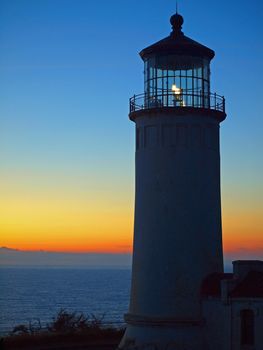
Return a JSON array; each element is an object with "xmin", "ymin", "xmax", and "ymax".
[{"xmin": 0, "ymin": 0, "xmax": 263, "ymax": 261}]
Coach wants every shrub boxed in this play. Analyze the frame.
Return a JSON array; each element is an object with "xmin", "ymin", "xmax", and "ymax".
[
  {"xmin": 11, "ymin": 319, "xmax": 42, "ymax": 336},
  {"xmin": 8, "ymin": 309, "xmax": 124, "ymax": 342},
  {"xmin": 47, "ymin": 309, "xmax": 89, "ymax": 333}
]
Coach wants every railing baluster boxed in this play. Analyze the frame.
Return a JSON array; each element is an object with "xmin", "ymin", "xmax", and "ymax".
[
  {"xmin": 129, "ymin": 91, "xmax": 225, "ymax": 114},
  {"xmin": 214, "ymin": 93, "xmax": 216, "ymax": 110}
]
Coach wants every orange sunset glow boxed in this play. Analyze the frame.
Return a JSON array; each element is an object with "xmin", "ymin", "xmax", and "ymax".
[
  {"xmin": 0, "ymin": 0, "xmax": 262, "ymax": 262},
  {"xmin": 1, "ymin": 171, "xmax": 262, "ymax": 256},
  {"xmin": 1, "ymin": 166, "xmax": 263, "ymax": 256}
]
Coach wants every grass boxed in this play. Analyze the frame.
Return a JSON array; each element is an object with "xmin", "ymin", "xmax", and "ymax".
[{"xmin": 1, "ymin": 309, "xmax": 125, "ymax": 349}]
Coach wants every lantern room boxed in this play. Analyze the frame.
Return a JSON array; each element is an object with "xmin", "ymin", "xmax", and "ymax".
[
  {"xmin": 143, "ymin": 53, "xmax": 211, "ymax": 109},
  {"xmin": 130, "ymin": 12, "xmax": 225, "ymax": 116}
]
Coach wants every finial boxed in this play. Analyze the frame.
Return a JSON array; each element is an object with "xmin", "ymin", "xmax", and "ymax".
[{"xmin": 170, "ymin": 9, "xmax": 184, "ymax": 36}]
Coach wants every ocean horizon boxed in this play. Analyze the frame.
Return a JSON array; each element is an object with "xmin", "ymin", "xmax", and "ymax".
[
  {"xmin": 0, "ymin": 266, "xmax": 131, "ymax": 335},
  {"xmin": 0, "ymin": 261, "xmax": 237, "ymax": 335}
]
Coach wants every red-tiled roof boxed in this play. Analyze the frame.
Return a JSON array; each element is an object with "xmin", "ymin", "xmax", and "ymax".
[
  {"xmin": 230, "ymin": 271, "xmax": 263, "ymax": 298},
  {"xmin": 201, "ymin": 271, "xmax": 263, "ymax": 298},
  {"xmin": 201, "ymin": 273, "xmax": 233, "ymax": 297}
]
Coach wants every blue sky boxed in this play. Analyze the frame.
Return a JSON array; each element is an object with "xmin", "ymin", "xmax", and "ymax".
[
  {"xmin": 0, "ymin": 0, "xmax": 263, "ymax": 257},
  {"xmin": 1, "ymin": 0, "xmax": 262, "ymax": 173}
]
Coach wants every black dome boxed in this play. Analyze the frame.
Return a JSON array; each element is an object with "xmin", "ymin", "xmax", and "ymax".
[
  {"xmin": 170, "ymin": 13, "xmax": 184, "ymax": 32},
  {"xmin": 140, "ymin": 13, "xmax": 215, "ymax": 61}
]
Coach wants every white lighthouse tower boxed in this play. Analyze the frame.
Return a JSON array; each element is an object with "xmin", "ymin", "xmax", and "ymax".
[{"xmin": 119, "ymin": 11, "xmax": 226, "ymax": 350}]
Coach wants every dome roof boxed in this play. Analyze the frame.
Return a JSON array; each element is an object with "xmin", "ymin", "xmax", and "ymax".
[{"xmin": 140, "ymin": 13, "xmax": 215, "ymax": 60}]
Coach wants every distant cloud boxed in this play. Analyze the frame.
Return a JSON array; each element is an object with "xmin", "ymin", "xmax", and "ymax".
[
  {"xmin": 225, "ymin": 247, "xmax": 263, "ymax": 260},
  {"xmin": 224, "ymin": 247, "xmax": 263, "ymax": 272},
  {"xmin": 0, "ymin": 247, "xmax": 20, "ymax": 251},
  {"xmin": 2, "ymin": 246, "xmax": 262, "ymax": 271},
  {"xmin": 0, "ymin": 247, "xmax": 132, "ymax": 268}
]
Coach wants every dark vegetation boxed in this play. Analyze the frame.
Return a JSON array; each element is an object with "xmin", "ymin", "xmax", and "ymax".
[{"xmin": 1, "ymin": 310, "xmax": 124, "ymax": 350}]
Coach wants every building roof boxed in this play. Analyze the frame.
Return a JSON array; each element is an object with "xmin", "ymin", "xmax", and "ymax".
[
  {"xmin": 140, "ymin": 13, "xmax": 215, "ymax": 61},
  {"xmin": 230, "ymin": 271, "xmax": 263, "ymax": 298},
  {"xmin": 201, "ymin": 273, "xmax": 233, "ymax": 298},
  {"xmin": 201, "ymin": 271, "xmax": 263, "ymax": 299}
]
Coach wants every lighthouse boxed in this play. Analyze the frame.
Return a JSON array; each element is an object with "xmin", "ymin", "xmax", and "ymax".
[{"xmin": 119, "ymin": 11, "xmax": 226, "ymax": 350}]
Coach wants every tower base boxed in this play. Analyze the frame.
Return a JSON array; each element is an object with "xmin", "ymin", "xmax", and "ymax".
[{"xmin": 118, "ymin": 318, "xmax": 208, "ymax": 350}]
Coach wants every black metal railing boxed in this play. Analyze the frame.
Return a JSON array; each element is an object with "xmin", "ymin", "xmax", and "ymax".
[{"xmin": 130, "ymin": 90, "xmax": 225, "ymax": 113}]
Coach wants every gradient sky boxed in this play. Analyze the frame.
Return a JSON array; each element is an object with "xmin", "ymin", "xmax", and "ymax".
[{"xmin": 0, "ymin": 0, "xmax": 262, "ymax": 259}]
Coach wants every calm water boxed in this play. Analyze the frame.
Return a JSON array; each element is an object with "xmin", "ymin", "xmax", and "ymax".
[{"xmin": 0, "ymin": 267, "xmax": 131, "ymax": 335}]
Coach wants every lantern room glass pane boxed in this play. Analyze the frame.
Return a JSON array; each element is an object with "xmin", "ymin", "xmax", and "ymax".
[{"xmin": 144, "ymin": 54, "xmax": 210, "ymax": 108}]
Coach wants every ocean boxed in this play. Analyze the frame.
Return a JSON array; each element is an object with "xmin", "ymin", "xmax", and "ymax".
[{"xmin": 0, "ymin": 267, "xmax": 131, "ymax": 335}]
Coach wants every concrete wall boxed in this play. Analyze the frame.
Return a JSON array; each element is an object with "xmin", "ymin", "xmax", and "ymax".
[
  {"xmin": 129, "ymin": 111, "xmax": 224, "ymax": 321},
  {"xmin": 231, "ymin": 299, "xmax": 263, "ymax": 350},
  {"xmin": 202, "ymin": 299, "xmax": 231, "ymax": 350},
  {"xmin": 120, "ymin": 110, "xmax": 224, "ymax": 349},
  {"xmin": 203, "ymin": 298, "xmax": 263, "ymax": 350}
]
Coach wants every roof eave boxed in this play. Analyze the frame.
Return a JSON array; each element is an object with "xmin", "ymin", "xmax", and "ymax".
[
  {"xmin": 139, "ymin": 48, "xmax": 215, "ymax": 61},
  {"xmin": 139, "ymin": 34, "xmax": 215, "ymax": 61}
]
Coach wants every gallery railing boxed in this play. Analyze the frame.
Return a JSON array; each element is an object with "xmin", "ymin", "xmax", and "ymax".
[{"xmin": 129, "ymin": 90, "xmax": 225, "ymax": 113}]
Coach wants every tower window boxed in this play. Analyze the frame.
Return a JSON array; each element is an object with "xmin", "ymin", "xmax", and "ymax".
[{"xmin": 240, "ymin": 309, "xmax": 255, "ymax": 346}]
